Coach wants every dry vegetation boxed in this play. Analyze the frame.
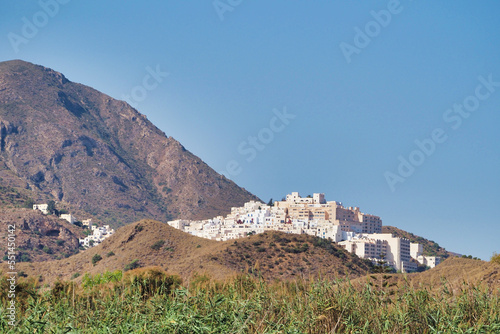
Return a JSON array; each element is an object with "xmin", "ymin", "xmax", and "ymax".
[{"xmin": 0, "ymin": 266, "xmax": 499, "ymax": 333}]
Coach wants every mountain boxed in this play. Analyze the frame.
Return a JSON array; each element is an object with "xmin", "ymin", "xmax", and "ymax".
[
  {"xmin": 0, "ymin": 60, "xmax": 258, "ymax": 227},
  {"xmin": 1, "ymin": 220, "xmax": 372, "ymax": 284}
]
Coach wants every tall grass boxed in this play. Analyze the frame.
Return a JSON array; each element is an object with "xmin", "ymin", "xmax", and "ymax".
[{"xmin": 0, "ymin": 268, "xmax": 499, "ymax": 333}]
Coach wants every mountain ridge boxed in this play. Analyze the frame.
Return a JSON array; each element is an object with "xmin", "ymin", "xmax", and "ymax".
[{"xmin": 0, "ymin": 59, "xmax": 259, "ymax": 227}]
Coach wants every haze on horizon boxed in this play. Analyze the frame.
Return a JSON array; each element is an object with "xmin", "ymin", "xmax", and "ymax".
[{"xmin": 0, "ymin": 1, "xmax": 499, "ymax": 260}]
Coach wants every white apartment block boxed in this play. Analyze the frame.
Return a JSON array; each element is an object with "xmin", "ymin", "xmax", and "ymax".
[
  {"xmin": 410, "ymin": 242, "xmax": 441, "ymax": 268},
  {"xmin": 275, "ymin": 192, "xmax": 382, "ymax": 234},
  {"xmin": 33, "ymin": 204, "xmax": 49, "ymax": 215},
  {"xmin": 60, "ymin": 214, "xmax": 76, "ymax": 224},
  {"xmin": 82, "ymin": 219, "xmax": 93, "ymax": 227},
  {"xmin": 339, "ymin": 233, "xmax": 416, "ymax": 273}
]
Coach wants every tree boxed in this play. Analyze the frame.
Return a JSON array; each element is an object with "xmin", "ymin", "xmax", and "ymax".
[
  {"xmin": 23, "ymin": 198, "xmax": 35, "ymax": 209},
  {"xmin": 267, "ymin": 198, "xmax": 273, "ymax": 206},
  {"xmin": 47, "ymin": 200, "xmax": 56, "ymax": 215}
]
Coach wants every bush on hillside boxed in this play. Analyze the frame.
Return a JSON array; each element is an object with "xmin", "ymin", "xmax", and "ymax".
[
  {"xmin": 151, "ymin": 240, "xmax": 165, "ymax": 251},
  {"xmin": 124, "ymin": 259, "xmax": 140, "ymax": 271},
  {"xmin": 491, "ymin": 253, "xmax": 500, "ymax": 265},
  {"xmin": 91, "ymin": 254, "xmax": 102, "ymax": 266}
]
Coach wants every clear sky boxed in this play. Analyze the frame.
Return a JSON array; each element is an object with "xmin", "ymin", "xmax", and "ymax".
[{"xmin": 1, "ymin": 1, "xmax": 499, "ymax": 260}]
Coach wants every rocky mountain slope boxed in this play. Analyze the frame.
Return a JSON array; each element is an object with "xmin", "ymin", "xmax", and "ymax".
[
  {"xmin": 0, "ymin": 60, "xmax": 258, "ymax": 227},
  {"xmin": 0, "ymin": 208, "xmax": 84, "ymax": 263}
]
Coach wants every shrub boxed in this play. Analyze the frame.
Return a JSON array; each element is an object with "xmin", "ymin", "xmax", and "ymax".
[
  {"xmin": 42, "ymin": 246, "xmax": 52, "ymax": 254},
  {"xmin": 135, "ymin": 225, "xmax": 143, "ymax": 232},
  {"xmin": 71, "ymin": 272, "xmax": 80, "ymax": 279},
  {"xmin": 106, "ymin": 251, "xmax": 115, "ymax": 257},
  {"xmin": 23, "ymin": 198, "xmax": 35, "ymax": 209},
  {"xmin": 151, "ymin": 240, "xmax": 165, "ymax": 251},
  {"xmin": 91, "ymin": 254, "xmax": 102, "ymax": 266},
  {"xmin": 491, "ymin": 252, "xmax": 500, "ymax": 265},
  {"xmin": 124, "ymin": 259, "xmax": 140, "ymax": 271},
  {"xmin": 56, "ymin": 240, "xmax": 64, "ymax": 246}
]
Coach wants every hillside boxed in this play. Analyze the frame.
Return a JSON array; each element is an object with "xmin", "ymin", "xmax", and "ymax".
[
  {"xmin": 1, "ymin": 220, "xmax": 372, "ymax": 284},
  {"xmin": 353, "ymin": 257, "xmax": 500, "ymax": 293},
  {"xmin": 405, "ymin": 257, "xmax": 500, "ymax": 289},
  {"xmin": 0, "ymin": 208, "xmax": 84, "ymax": 262},
  {"xmin": 382, "ymin": 225, "xmax": 454, "ymax": 259},
  {"xmin": 217, "ymin": 231, "xmax": 371, "ymax": 279},
  {"xmin": 0, "ymin": 60, "xmax": 258, "ymax": 228}
]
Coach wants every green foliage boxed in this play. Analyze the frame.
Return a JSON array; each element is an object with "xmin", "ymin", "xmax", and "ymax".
[
  {"xmin": 71, "ymin": 272, "xmax": 80, "ymax": 279},
  {"xmin": 106, "ymin": 251, "xmax": 115, "ymax": 257},
  {"xmin": 47, "ymin": 200, "xmax": 56, "ymax": 214},
  {"xmin": 135, "ymin": 225, "xmax": 144, "ymax": 232},
  {"xmin": 151, "ymin": 240, "xmax": 165, "ymax": 251},
  {"xmin": 124, "ymin": 259, "xmax": 140, "ymax": 271},
  {"xmin": 42, "ymin": 246, "xmax": 52, "ymax": 254},
  {"xmin": 20, "ymin": 253, "xmax": 31, "ymax": 262},
  {"xmin": 283, "ymin": 243, "xmax": 309, "ymax": 254},
  {"xmin": 0, "ymin": 274, "xmax": 499, "ymax": 332},
  {"xmin": 491, "ymin": 253, "xmax": 500, "ymax": 265},
  {"xmin": 56, "ymin": 240, "xmax": 65, "ymax": 246},
  {"xmin": 23, "ymin": 197, "xmax": 35, "ymax": 209},
  {"xmin": 82, "ymin": 270, "xmax": 123, "ymax": 289},
  {"xmin": 91, "ymin": 254, "xmax": 102, "ymax": 266}
]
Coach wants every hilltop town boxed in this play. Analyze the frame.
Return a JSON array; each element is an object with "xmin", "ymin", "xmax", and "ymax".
[{"xmin": 168, "ymin": 192, "xmax": 441, "ymax": 273}]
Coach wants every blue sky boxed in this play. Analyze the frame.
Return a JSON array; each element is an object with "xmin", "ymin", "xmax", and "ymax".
[{"xmin": 1, "ymin": 1, "xmax": 499, "ymax": 260}]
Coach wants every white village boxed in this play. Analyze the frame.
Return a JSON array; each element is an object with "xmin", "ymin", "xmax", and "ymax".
[
  {"xmin": 167, "ymin": 192, "xmax": 441, "ymax": 273},
  {"xmin": 32, "ymin": 203, "xmax": 115, "ymax": 249}
]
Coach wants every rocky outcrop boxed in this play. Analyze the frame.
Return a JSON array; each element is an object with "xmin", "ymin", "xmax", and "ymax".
[{"xmin": 0, "ymin": 208, "xmax": 83, "ymax": 262}]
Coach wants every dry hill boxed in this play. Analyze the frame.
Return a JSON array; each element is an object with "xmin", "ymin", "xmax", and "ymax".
[
  {"xmin": 1, "ymin": 220, "xmax": 372, "ymax": 285},
  {"xmin": 406, "ymin": 257, "xmax": 500, "ymax": 290},
  {"xmin": 0, "ymin": 60, "xmax": 258, "ymax": 228}
]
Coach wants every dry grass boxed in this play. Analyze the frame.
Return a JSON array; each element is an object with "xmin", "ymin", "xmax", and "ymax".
[{"xmin": 1, "ymin": 267, "xmax": 499, "ymax": 333}]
